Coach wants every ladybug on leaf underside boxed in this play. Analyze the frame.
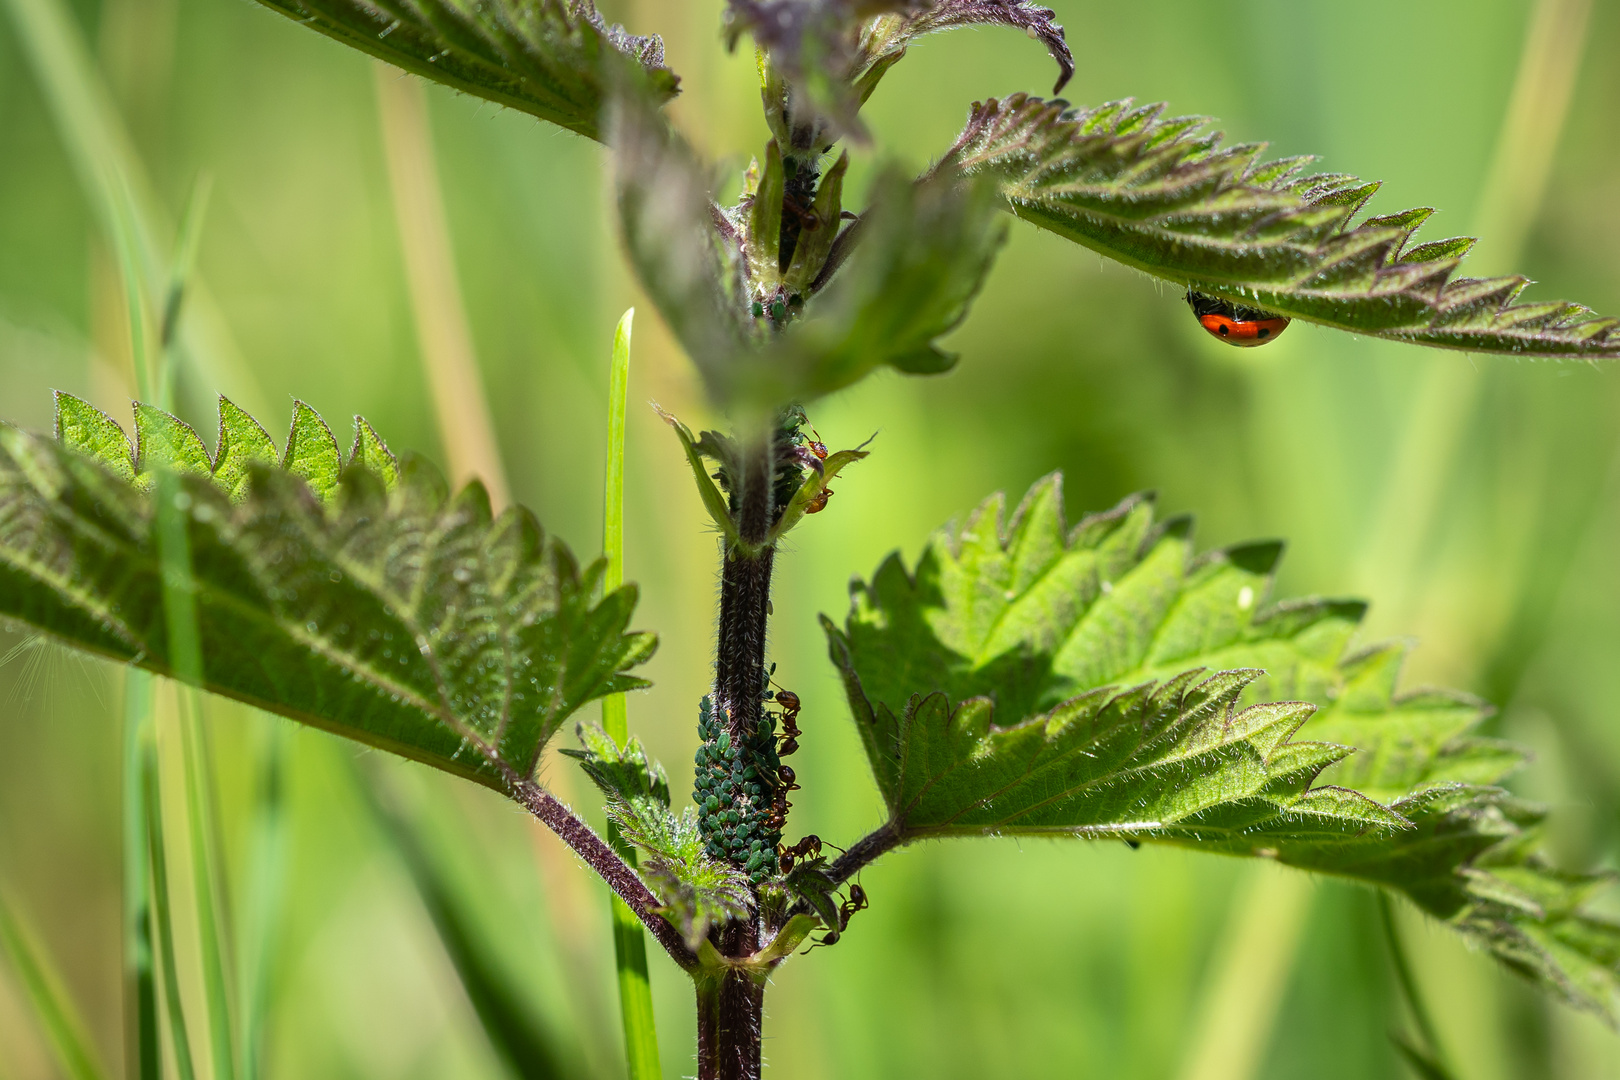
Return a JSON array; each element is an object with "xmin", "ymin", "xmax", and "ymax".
[{"xmin": 1186, "ymin": 290, "xmax": 1290, "ymax": 347}]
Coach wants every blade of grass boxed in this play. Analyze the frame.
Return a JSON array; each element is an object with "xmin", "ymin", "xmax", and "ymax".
[
  {"xmin": 106, "ymin": 173, "xmax": 156, "ymax": 401},
  {"xmin": 159, "ymin": 350, "xmax": 238, "ymax": 1080},
  {"xmin": 355, "ymin": 764, "xmax": 575, "ymax": 1080},
  {"xmin": 1392, "ymin": 1036, "xmax": 1457, "ymax": 1080},
  {"xmin": 160, "ymin": 173, "xmax": 213, "ymax": 351},
  {"xmin": 238, "ymin": 721, "xmax": 288, "ymax": 1080},
  {"xmin": 600, "ymin": 309, "xmax": 661, "ymax": 1080},
  {"xmin": 142, "ymin": 727, "xmax": 199, "ymax": 1080},
  {"xmin": 1380, "ymin": 893, "xmax": 1460, "ymax": 1080},
  {"xmin": 0, "ymin": 0, "xmax": 266, "ymax": 412},
  {"xmin": 0, "ymin": 891, "xmax": 110, "ymax": 1080},
  {"xmin": 112, "ymin": 157, "xmax": 239, "ymax": 1080},
  {"xmin": 602, "ymin": 310, "xmax": 634, "ymax": 731},
  {"xmin": 165, "ymin": 171, "xmax": 244, "ymax": 1080},
  {"xmin": 1174, "ymin": 865, "xmax": 1314, "ymax": 1080},
  {"xmin": 123, "ymin": 668, "xmax": 160, "ymax": 1080},
  {"xmin": 374, "ymin": 63, "xmax": 511, "ymax": 508}
]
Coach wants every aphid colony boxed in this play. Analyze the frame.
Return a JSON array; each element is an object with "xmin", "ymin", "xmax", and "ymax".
[
  {"xmin": 692, "ymin": 677, "xmax": 832, "ymax": 885},
  {"xmin": 693, "ymin": 695, "xmax": 786, "ymax": 884},
  {"xmin": 706, "ymin": 409, "xmax": 837, "ymax": 524}
]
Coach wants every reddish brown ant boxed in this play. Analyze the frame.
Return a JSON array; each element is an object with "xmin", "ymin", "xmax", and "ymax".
[
  {"xmin": 777, "ymin": 834, "xmax": 822, "ymax": 874},
  {"xmin": 766, "ymin": 764, "xmax": 800, "ymax": 832},
  {"xmin": 812, "ymin": 884, "xmax": 869, "ymax": 948},
  {"xmin": 774, "ymin": 689, "xmax": 802, "ymax": 755},
  {"xmin": 791, "ymin": 426, "xmax": 830, "ymax": 476},
  {"xmin": 805, "ymin": 487, "xmax": 834, "ymax": 514},
  {"xmin": 843, "ymin": 884, "xmax": 868, "ymax": 924}
]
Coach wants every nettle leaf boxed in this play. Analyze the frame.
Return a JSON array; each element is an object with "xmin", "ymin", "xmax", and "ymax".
[
  {"xmin": 856, "ymin": 1, "xmax": 1072, "ymax": 99},
  {"xmin": 611, "ymin": 93, "xmax": 754, "ymax": 400},
  {"xmin": 569, "ymin": 725, "xmax": 751, "ymax": 949},
  {"xmin": 943, "ymin": 94, "xmax": 1620, "ymax": 358},
  {"xmin": 824, "ymin": 474, "xmax": 1620, "ymax": 1017},
  {"xmin": 756, "ymin": 169, "xmax": 1007, "ymax": 401},
  {"xmin": 0, "ymin": 394, "xmax": 655, "ymax": 790},
  {"xmin": 730, "ymin": 0, "xmax": 1071, "ymax": 134},
  {"xmin": 251, "ymin": 0, "xmax": 676, "ymax": 141},
  {"xmin": 54, "ymin": 393, "xmax": 134, "ymax": 483},
  {"xmin": 565, "ymin": 722, "xmax": 672, "ymax": 811},
  {"xmin": 620, "ymin": 82, "xmax": 1005, "ymax": 410},
  {"xmin": 728, "ymin": 0, "xmax": 927, "ymax": 136},
  {"xmin": 652, "ymin": 406, "xmax": 742, "ymax": 547}
]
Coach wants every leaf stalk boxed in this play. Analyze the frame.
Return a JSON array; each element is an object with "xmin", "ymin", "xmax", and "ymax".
[{"xmin": 508, "ymin": 778, "xmax": 699, "ymax": 971}]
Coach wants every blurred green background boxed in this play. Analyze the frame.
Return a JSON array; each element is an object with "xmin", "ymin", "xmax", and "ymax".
[{"xmin": 3, "ymin": 0, "xmax": 1620, "ymax": 1076}]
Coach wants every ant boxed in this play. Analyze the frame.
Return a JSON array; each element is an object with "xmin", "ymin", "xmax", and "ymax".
[
  {"xmin": 766, "ymin": 763, "xmax": 800, "ymax": 832},
  {"xmin": 801, "ymin": 428, "xmax": 834, "ymax": 512},
  {"xmin": 781, "ymin": 194, "xmax": 822, "ymax": 233},
  {"xmin": 777, "ymin": 834, "xmax": 822, "ymax": 874},
  {"xmin": 773, "ymin": 688, "xmax": 802, "ymax": 755},
  {"xmin": 812, "ymin": 884, "xmax": 869, "ymax": 948},
  {"xmin": 791, "ymin": 426, "xmax": 829, "ymax": 475}
]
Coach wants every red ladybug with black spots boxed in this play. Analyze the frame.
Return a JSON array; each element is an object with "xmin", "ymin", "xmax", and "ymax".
[{"xmin": 1186, "ymin": 290, "xmax": 1290, "ymax": 347}]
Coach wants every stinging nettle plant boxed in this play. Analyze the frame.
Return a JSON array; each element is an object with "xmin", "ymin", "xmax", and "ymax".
[{"xmin": 5, "ymin": 1, "xmax": 1620, "ymax": 1078}]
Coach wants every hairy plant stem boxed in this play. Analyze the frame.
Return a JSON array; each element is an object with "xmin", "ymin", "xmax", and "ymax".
[
  {"xmin": 508, "ymin": 778, "xmax": 698, "ymax": 971},
  {"xmin": 824, "ymin": 820, "xmax": 902, "ymax": 886},
  {"xmin": 695, "ymin": 938, "xmax": 765, "ymax": 1080},
  {"xmin": 715, "ymin": 426, "xmax": 776, "ymax": 743},
  {"xmin": 705, "ymin": 428, "xmax": 778, "ymax": 1079}
]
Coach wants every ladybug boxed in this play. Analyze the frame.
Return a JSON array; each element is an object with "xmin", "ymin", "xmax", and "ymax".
[{"xmin": 1186, "ymin": 290, "xmax": 1290, "ymax": 347}]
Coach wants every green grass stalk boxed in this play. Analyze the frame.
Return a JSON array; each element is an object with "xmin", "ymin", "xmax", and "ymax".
[
  {"xmin": 1351, "ymin": 0, "xmax": 1593, "ymax": 624},
  {"xmin": 374, "ymin": 64, "xmax": 511, "ymax": 507},
  {"xmin": 112, "ymin": 157, "xmax": 238, "ymax": 1080},
  {"xmin": 1379, "ymin": 893, "xmax": 1458, "ymax": 1080},
  {"xmin": 0, "ymin": 0, "xmax": 265, "ymax": 411},
  {"xmin": 601, "ymin": 309, "xmax": 662, "ymax": 1080},
  {"xmin": 173, "ymin": 693, "xmax": 237, "ymax": 1080},
  {"xmin": 123, "ymin": 668, "xmax": 161, "ymax": 1080},
  {"xmin": 0, "ymin": 892, "xmax": 110, "ymax": 1080},
  {"xmin": 357, "ymin": 765, "xmax": 575, "ymax": 1079},
  {"xmin": 239, "ymin": 722, "xmax": 288, "ymax": 1080},
  {"xmin": 142, "ymin": 731, "xmax": 200, "ymax": 1080},
  {"xmin": 1175, "ymin": 866, "xmax": 1313, "ymax": 1080}
]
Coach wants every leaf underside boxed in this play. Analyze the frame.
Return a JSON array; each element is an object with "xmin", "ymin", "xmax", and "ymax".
[
  {"xmin": 617, "ymin": 80, "xmax": 1009, "ymax": 411},
  {"xmin": 251, "ymin": 0, "xmax": 677, "ymax": 141},
  {"xmin": 759, "ymin": 168, "xmax": 1008, "ymax": 400},
  {"xmin": 730, "ymin": 0, "xmax": 1072, "ymax": 132},
  {"xmin": 945, "ymin": 94, "xmax": 1620, "ymax": 359},
  {"xmin": 858, "ymin": 1, "xmax": 1074, "ymax": 95},
  {"xmin": 0, "ymin": 393, "xmax": 654, "ymax": 790},
  {"xmin": 825, "ymin": 474, "xmax": 1620, "ymax": 1019}
]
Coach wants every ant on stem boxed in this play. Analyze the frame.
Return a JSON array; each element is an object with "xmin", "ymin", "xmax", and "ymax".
[
  {"xmin": 774, "ymin": 688, "xmax": 802, "ymax": 755},
  {"xmin": 778, "ymin": 834, "xmax": 821, "ymax": 874},
  {"xmin": 801, "ymin": 428, "xmax": 834, "ymax": 513},
  {"xmin": 766, "ymin": 762, "xmax": 800, "ymax": 832},
  {"xmin": 810, "ymin": 884, "xmax": 869, "ymax": 948}
]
